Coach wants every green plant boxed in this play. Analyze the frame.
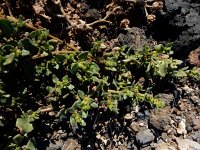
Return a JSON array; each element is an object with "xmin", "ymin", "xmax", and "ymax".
[{"xmin": 0, "ymin": 17, "xmax": 199, "ymax": 149}]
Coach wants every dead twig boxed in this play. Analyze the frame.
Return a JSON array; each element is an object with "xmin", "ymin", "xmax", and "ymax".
[
  {"xmin": 54, "ymin": 0, "xmax": 120, "ymax": 28},
  {"xmin": 40, "ymin": 107, "xmax": 53, "ymax": 113},
  {"xmin": 32, "ymin": 49, "xmax": 76, "ymax": 59},
  {"xmin": 87, "ymin": 6, "xmax": 121, "ymax": 27},
  {"xmin": 53, "ymin": 0, "xmax": 74, "ymax": 26}
]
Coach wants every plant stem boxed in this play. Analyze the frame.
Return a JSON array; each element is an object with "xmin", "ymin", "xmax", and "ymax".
[{"xmin": 32, "ymin": 50, "xmax": 76, "ymax": 59}]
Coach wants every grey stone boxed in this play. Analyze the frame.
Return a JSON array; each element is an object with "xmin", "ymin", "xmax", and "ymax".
[
  {"xmin": 176, "ymin": 138, "xmax": 200, "ymax": 150},
  {"xmin": 189, "ymin": 130, "xmax": 200, "ymax": 143},
  {"xmin": 155, "ymin": 142, "xmax": 177, "ymax": 150},
  {"xmin": 136, "ymin": 129, "xmax": 155, "ymax": 146}
]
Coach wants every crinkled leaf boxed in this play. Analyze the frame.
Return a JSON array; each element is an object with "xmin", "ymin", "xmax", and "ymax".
[
  {"xmin": 16, "ymin": 118, "xmax": 33, "ymax": 133},
  {"xmin": 46, "ymin": 86, "xmax": 54, "ymax": 93},
  {"xmin": 156, "ymin": 60, "xmax": 168, "ymax": 77},
  {"xmin": 13, "ymin": 134, "xmax": 24, "ymax": 145},
  {"xmin": 3, "ymin": 53, "xmax": 15, "ymax": 65},
  {"xmin": 154, "ymin": 44, "xmax": 164, "ymax": 52},
  {"xmin": 173, "ymin": 70, "xmax": 187, "ymax": 77},
  {"xmin": 28, "ymin": 29, "xmax": 48, "ymax": 41},
  {"xmin": 18, "ymin": 38, "xmax": 38, "ymax": 53},
  {"xmin": 21, "ymin": 50, "xmax": 30, "ymax": 56},
  {"xmin": 88, "ymin": 63, "xmax": 100, "ymax": 74},
  {"xmin": 26, "ymin": 139, "xmax": 36, "ymax": 150}
]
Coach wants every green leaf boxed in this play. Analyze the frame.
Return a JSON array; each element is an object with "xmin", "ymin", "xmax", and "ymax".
[
  {"xmin": 67, "ymin": 84, "xmax": 74, "ymax": 90},
  {"xmin": 47, "ymin": 39, "xmax": 58, "ymax": 47},
  {"xmin": 78, "ymin": 51, "xmax": 89, "ymax": 60},
  {"xmin": 62, "ymin": 75, "xmax": 68, "ymax": 82},
  {"xmin": 18, "ymin": 38, "xmax": 39, "ymax": 53},
  {"xmin": 0, "ymin": 119, "xmax": 6, "ymax": 127},
  {"xmin": 0, "ymin": 19, "xmax": 16, "ymax": 37},
  {"xmin": 78, "ymin": 90, "xmax": 85, "ymax": 99},
  {"xmin": 21, "ymin": 50, "xmax": 30, "ymax": 56},
  {"xmin": 81, "ymin": 111, "xmax": 88, "ymax": 118},
  {"xmin": 156, "ymin": 60, "xmax": 168, "ymax": 77},
  {"xmin": 54, "ymin": 64, "xmax": 59, "ymax": 69},
  {"xmin": 174, "ymin": 59, "xmax": 183, "ymax": 65},
  {"xmin": 28, "ymin": 29, "xmax": 48, "ymax": 41},
  {"xmin": 3, "ymin": 53, "xmax": 15, "ymax": 65},
  {"xmin": 52, "ymin": 74, "xmax": 59, "ymax": 84},
  {"xmin": 48, "ymin": 97, "xmax": 57, "ymax": 101},
  {"xmin": 154, "ymin": 44, "xmax": 163, "ymax": 52},
  {"xmin": 70, "ymin": 100, "xmax": 81, "ymax": 110},
  {"xmin": 173, "ymin": 70, "xmax": 187, "ymax": 77},
  {"xmin": 70, "ymin": 116, "xmax": 78, "ymax": 129},
  {"xmin": 16, "ymin": 118, "xmax": 33, "ymax": 133},
  {"xmin": 70, "ymin": 63, "xmax": 79, "ymax": 75},
  {"xmin": 25, "ymin": 140, "xmax": 36, "ymax": 150},
  {"xmin": 88, "ymin": 63, "xmax": 100, "ymax": 74},
  {"xmin": 76, "ymin": 72, "xmax": 82, "ymax": 81},
  {"xmin": 80, "ymin": 119, "xmax": 86, "ymax": 126},
  {"xmin": 90, "ymin": 102, "xmax": 98, "ymax": 108},
  {"xmin": 16, "ymin": 15, "xmax": 25, "ymax": 28},
  {"xmin": 1, "ymin": 44, "xmax": 14, "ymax": 52},
  {"xmin": 13, "ymin": 134, "xmax": 24, "ymax": 145}
]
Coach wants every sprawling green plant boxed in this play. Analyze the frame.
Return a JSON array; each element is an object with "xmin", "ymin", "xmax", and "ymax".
[{"xmin": 0, "ymin": 18, "xmax": 199, "ymax": 149}]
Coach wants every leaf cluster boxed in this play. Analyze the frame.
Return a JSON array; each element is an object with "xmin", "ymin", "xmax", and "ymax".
[{"xmin": 0, "ymin": 18, "xmax": 199, "ymax": 149}]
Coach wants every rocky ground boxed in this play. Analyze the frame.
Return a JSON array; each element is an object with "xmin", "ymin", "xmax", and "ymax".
[
  {"xmin": 45, "ymin": 84, "xmax": 200, "ymax": 150},
  {"xmin": 1, "ymin": 0, "xmax": 200, "ymax": 149}
]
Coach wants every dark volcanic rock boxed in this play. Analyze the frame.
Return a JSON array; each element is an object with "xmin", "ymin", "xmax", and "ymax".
[
  {"xmin": 166, "ymin": 0, "xmax": 200, "ymax": 53},
  {"xmin": 117, "ymin": 27, "xmax": 154, "ymax": 51},
  {"xmin": 151, "ymin": 0, "xmax": 200, "ymax": 56}
]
